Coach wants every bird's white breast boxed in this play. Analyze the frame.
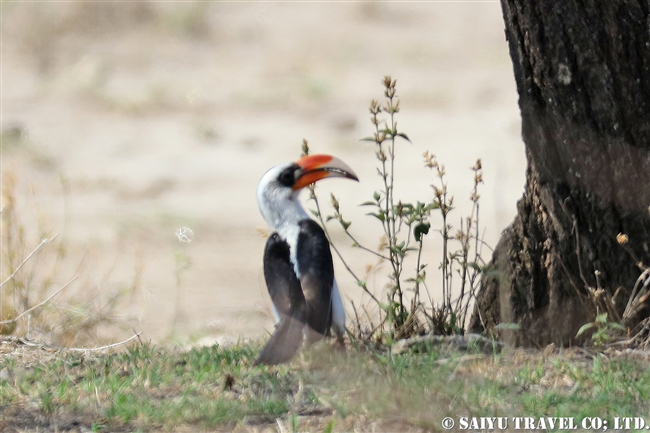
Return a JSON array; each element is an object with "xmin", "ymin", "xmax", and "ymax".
[{"xmin": 277, "ymin": 223, "xmax": 302, "ymax": 278}]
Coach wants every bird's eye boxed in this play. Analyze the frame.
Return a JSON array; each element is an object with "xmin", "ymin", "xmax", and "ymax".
[{"xmin": 278, "ymin": 166, "xmax": 297, "ymax": 187}]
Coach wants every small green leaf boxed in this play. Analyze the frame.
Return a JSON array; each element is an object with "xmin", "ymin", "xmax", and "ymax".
[
  {"xmin": 426, "ymin": 203, "xmax": 440, "ymax": 211},
  {"xmin": 396, "ymin": 132, "xmax": 411, "ymax": 142},
  {"xmin": 378, "ymin": 302, "xmax": 391, "ymax": 312},
  {"xmin": 576, "ymin": 322, "xmax": 595, "ymax": 337},
  {"xmin": 595, "ymin": 313, "xmax": 609, "ymax": 325},
  {"xmin": 360, "ymin": 201, "xmax": 377, "ymax": 206},
  {"xmin": 609, "ymin": 322, "xmax": 626, "ymax": 331},
  {"xmin": 414, "ymin": 222, "xmax": 431, "ymax": 242},
  {"xmin": 367, "ymin": 212, "xmax": 385, "ymax": 222}
]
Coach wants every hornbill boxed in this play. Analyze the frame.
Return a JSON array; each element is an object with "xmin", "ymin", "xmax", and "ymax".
[{"xmin": 255, "ymin": 154, "xmax": 358, "ymax": 365}]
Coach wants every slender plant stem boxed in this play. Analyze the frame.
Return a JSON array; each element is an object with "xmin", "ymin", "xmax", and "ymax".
[
  {"xmin": 342, "ymin": 229, "xmax": 389, "ymax": 261},
  {"xmin": 310, "ymin": 188, "xmax": 381, "ymax": 305},
  {"xmin": 0, "ymin": 276, "xmax": 77, "ymax": 325},
  {"xmin": 0, "ymin": 233, "xmax": 60, "ymax": 290}
]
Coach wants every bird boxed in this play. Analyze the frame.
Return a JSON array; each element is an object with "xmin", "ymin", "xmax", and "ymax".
[{"xmin": 255, "ymin": 154, "xmax": 359, "ymax": 365}]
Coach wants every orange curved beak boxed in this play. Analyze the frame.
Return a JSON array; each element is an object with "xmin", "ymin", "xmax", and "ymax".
[{"xmin": 292, "ymin": 154, "xmax": 359, "ymax": 191}]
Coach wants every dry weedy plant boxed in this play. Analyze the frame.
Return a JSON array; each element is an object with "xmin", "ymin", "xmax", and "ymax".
[
  {"xmin": 1, "ymin": 170, "xmax": 138, "ymax": 347},
  {"xmin": 305, "ymin": 77, "xmax": 490, "ymax": 343}
]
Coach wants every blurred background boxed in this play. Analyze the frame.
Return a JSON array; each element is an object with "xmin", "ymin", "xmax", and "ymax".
[{"xmin": 2, "ymin": 1, "xmax": 525, "ymax": 346}]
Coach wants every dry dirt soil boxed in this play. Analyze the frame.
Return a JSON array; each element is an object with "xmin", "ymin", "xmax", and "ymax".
[{"xmin": 2, "ymin": 2, "xmax": 525, "ymax": 346}]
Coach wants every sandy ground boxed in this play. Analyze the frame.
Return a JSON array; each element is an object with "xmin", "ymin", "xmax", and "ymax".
[{"xmin": 2, "ymin": 2, "xmax": 525, "ymax": 345}]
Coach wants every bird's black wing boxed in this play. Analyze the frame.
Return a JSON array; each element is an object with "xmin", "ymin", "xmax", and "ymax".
[
  {"xmin": 296, "ymin": 219, "xmax": 334, "ymax": 338},
  {"xmin": 256, "ymin": 233, "xmax": 308, "ymax": 365}
]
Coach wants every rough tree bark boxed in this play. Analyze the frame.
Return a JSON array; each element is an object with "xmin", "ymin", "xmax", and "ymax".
[{"xmin": 469, "ymin": 1, "xmax": 650, "ymax": 346}]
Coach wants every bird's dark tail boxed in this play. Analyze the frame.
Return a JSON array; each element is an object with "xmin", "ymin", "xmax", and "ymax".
[
  {"xmin": 254, "ymin": 317, "xmax": 327, "ymax": 365},
  {"xmin": 254, "ymin": 316, "xmax": 305, "ymax": 366}
]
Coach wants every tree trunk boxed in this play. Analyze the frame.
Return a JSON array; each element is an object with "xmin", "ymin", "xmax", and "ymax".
[{"xmin": 469, "ymin": 1, "xmax": 650, "ymax": 346}]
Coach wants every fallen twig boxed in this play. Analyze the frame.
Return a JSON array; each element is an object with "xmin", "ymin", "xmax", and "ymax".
[
  {"xmin": 67, "ymin": 331, "xmax": 142, "ymax": 352},
  {"xmin": 0, "ymin": 331, "xmax": 142, "ymax": 353}
]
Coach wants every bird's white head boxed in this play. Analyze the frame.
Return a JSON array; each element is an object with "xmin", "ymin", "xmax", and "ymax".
[{"xmin": 257, "ymin": 154, "xmax": 358, "ymax": 232}]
